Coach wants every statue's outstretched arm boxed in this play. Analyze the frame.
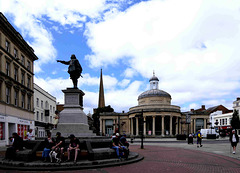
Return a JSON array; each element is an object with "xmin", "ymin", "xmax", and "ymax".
[{"xmin": 57, "ymin": 60, "xmax": 70, "ymax": 65}]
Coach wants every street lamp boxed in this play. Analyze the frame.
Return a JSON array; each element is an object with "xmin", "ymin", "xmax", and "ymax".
[{"xmin": 135, "ymin": 109, "xmax": 145, "ymax": 149}]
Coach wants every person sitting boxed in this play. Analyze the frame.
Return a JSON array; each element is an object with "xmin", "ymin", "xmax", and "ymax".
[
  {"xmin": 52, "ymin": 132, "xmax": 65, "ymax": 162},
  {"xmin": 112, "ymin": 133, "xmax": 128, "ymax": 160},
  {"xmin": 42, "ymin": 132, "xmax": 55, "ymax": 162},
  {"xmin": 120, "ymin": 134, "xmax": 129, "ymax": 148},
  {"xmin": 66, "ymin": 134, "xmax": 80, "ymax": 163},
  {"xmin": 4, "ymin": 133, "xmax": 23, "ymax": 160},
  {"xmin": 27, "ymin": 129, "xmax": 34, "ymax": 141}
]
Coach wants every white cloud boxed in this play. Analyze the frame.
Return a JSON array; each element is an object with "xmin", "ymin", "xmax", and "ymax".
[
  {"xmin": 0, "ymin": 0, "xmax": 114, "ymax": 72},
  {"xmin": 84, "ymin": 0, "xmax": 240, "ymax": 108}
]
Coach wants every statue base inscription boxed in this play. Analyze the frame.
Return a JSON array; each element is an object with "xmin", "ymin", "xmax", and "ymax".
[{"xmin": 52, "ymin": 88, "xmax": 95, "ymax": 137}]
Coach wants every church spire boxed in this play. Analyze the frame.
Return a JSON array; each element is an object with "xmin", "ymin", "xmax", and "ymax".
[{"xmin": 98, "ymin": 69, "xmax": 105, "ymax": 108}]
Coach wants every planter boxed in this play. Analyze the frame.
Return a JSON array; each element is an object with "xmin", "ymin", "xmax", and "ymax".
[
  {"xmin": 207, "ymin": 134, "xmax": 216, "ymax": 139},
  {"xmin": 176, "ymin": 134, "xmax": 186, "ymax": 140}
]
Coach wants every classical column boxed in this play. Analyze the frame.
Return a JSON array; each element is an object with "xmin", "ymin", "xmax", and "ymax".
[
  {"xmin": 161, "ymin": 116, "xmax": 165, "ymax": 136},
  {"xmin": 102, "ymin": 119, "xmax": 105, "ymax": 135},
  {"xmin": 204, "ymin": 119, "xmax": 207, "ymax": 129},
  {"xmin": 175, "ymin": 117, "xmax": 178, "ymax": 135},
  {"xmin": 100, "ymin": 118, "xmax": 102, "ymax": 135},
  {"xmin": 113, "ymin": 119, "xmax": 116, "ymax": 133},
  {"xmin": 152, "ymin": 116, "xmax": 156, "ymax": 136},
  {"xmin": 143, "ymin": 117, "xmax": 146, "ymax": 135},
  {"xmin": 131, "ymin": 118, "xmax": 133, "ymax": 135},
  {"xmin": 136, "ymin": 117, "xmax": 139, "ymax": 136},
  {"xmin": 128, "ymin": 118, "xmax": 131, "ymax": 135},
  {"xmin": 191, "ymin": 118, "xmax": 193, "ymax": 134},
  {"xmin": 193, "ymin": 119, "xmax": 196, "ymax": 133},
  {"xmin": 170, "ymin": 116, "xmax": 173, "ymax": 135},
  {"xmin": 179, "ymin": 118, "xmax": 182, "ymax": 134}
]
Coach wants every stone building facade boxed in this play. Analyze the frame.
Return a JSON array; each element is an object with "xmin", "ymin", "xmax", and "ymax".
[
  {"xmin": 0, "ymin": 13, "xmax": 38, "ymax": 146},
  {"xmin": 99, "ymin": 73, "xmax": 212, "ymax": 137},
  {"xmin": 34, "ymin": 83, "xmax": 56, "ymax": 138}
]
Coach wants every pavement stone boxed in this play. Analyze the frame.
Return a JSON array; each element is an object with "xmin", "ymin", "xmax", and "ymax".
[{"xmin": 0, "ymin": 137, "xmax": 240, "ymax": 172}]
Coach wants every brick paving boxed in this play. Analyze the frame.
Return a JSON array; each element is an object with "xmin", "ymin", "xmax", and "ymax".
[
  {"xmin": 1, "ymin": 138, "xmax": 240, "ymax": 173},
  {"xmin": 2, "ymin": 144, "xmax": 240, "ymax": 173}
]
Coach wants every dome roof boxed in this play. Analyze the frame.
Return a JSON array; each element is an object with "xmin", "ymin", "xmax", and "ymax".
[
  {"xmin": 138, "ymin": 89, "xmax": 171, "ymax": 100},
  {"xmin": 149, "ymin": 75, "xmax": 159, "ymax": 82}
]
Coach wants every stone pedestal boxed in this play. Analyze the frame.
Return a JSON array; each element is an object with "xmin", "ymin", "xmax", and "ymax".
[{"xmin": 52, "ymin": 88, "xmax": 95, "ymax": 137}]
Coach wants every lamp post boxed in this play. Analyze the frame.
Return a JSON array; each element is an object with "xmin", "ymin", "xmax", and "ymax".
[{"xmin": 136, "ymin": 109, "xmax": 145, "ymax": 149}]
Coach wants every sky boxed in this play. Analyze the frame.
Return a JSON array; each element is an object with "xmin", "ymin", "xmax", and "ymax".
[{"xmin": 1, "ymin": 0, "xmax": 240, "ymax": 114}]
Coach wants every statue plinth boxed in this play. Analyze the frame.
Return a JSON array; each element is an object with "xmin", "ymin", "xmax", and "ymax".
[{"xmin": 52, "ymin": 88, "xmax": 95, "ymax": 137}]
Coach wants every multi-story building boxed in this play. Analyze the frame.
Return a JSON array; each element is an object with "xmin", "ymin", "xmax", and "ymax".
[
  {"xmin": 34, "ymin": 83, "xmax": 56, "ymax": 138},
  {"xmin": 233, "ymin": 97, "xmax": 240, "ymax": 113},
  {"xmin": 0, "ymin": 13, "xmax": 38, "ymax": 146}
]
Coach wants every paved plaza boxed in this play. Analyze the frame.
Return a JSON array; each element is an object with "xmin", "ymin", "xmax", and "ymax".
[{"xmin": 0, "ymin": 138, "xmax": 240, "ymax": 173}]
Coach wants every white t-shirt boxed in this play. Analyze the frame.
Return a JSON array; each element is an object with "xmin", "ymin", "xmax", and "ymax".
[
  {"xmin": 27, "ymin": 132, "xmax": 34, "ymax": 140},
  {"xmin": 232, "ymin": 135, "xmax": 237, "ymax": 142}
]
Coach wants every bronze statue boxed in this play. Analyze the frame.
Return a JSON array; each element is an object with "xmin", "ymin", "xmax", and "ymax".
[{"xmin": 57, "ymin": 54, "xmax": 82, "ymax": 88}]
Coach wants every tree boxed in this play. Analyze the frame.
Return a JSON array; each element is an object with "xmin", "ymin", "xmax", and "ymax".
[
  {"xmin": 231, "ymin": 109, "xmax": 240, "ymax": 129},
  {"xmin": 92, "ymin": 105, "xmax": 114, "ymax": 135}
]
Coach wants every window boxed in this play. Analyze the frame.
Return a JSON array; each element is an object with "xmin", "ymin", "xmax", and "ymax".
[
  {"xmin": 27, "ymin": 76, "xmax": 31, "ymax": 88},
  {"xmin": 6, "ymin": 62, "xmax": 10, "ymax": 76},
  {"xmin": 27, "ymin": 61, "xmax": 30, "ymax": 71},
  {"xmin": 45, "ymin": 101, "xmax": 48, "ymax": 109},
  {"xmin": 14, "ymin": 68, "xmax": 18, "ymax": 81},
  {"xmin": 6, "ymin": 86, "xmax": 11, "ymax": 104},
  {"xmin": 21, "ymin": 55, "xmax": 25, "ymax": 65},
  {"xmin": 14, "ymin": 90, "xmax": 18, "ymax": 106},
  {"xmin": 41, "ymin": 113, "xmax": 43, "ymax": 121},
  {"xmin": 36, "ymin": 111, "xmax": 39, "ymax": 120},
  {"xmin": 53, "ymin": 107, "xmax": 55, "ymax": 113},
  {"xmin": 21, "ymin": 72, "xmax": 25, "ymax": 85},
  {"xmin": 50, "ymin": 116, "xmax": 52, "ymax": 123},
  {"xmin": 21, "ymin": 93, "xmax": 25, "ymax": 108},
  {"xmin": 41, "ymin": 100, "xmax": 43, "ymax": 109},
  {"xmin": 50, "ymin": 105, "xmax": 52, "ymax": 113},
  {"xmin": 27, "ymin": 96, "xmax": 31, "ymax": 110},
  {"xmin": 45, "ymin": 116, "xmax": 48, "ymax": 123},
  {"xmin": 36, "ymin": 98, "xmax": 39, "ymax": 107},
  {"xmin": 14, "ymin": 48, "xmax": 18, "ymax": 58},
  {"xmin": 5, "ymin": 40, "xmax": 10, "ymax": 52}
]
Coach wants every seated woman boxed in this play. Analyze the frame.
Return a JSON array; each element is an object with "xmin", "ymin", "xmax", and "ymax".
[
  {"xmin": 66, "ymin": 134, "xmax": 80, "ymax": 163},
  {"xmin": 42, "ymin": 132, "xmax": 55, "ymax": 162}
]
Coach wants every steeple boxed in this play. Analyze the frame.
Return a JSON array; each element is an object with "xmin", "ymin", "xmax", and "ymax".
[{"xmin": 98, "ymin": 69, "xmax": 105, "ymax": 108}]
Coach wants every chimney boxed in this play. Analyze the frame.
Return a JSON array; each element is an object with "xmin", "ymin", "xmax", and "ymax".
[{"xmin": 202, "ymin": 105, "xmax": 206, "ymax": 110}]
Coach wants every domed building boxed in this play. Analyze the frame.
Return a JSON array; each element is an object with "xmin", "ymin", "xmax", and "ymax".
[
  {"xmin": 128, "ymin": 73, "xmax": 182, "ymax": 136},
  {"xmin": 99, "ymin": 71, "xmax": 210, "ymax": 137}
]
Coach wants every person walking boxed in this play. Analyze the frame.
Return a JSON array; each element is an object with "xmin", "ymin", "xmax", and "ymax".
[
  {"xmin": 196, "ymin": 130, "xmax": 203, "ymax": 148},
  {"xmin": 229, "ymin": 129, "xmax": 239, "ymax": 154}
]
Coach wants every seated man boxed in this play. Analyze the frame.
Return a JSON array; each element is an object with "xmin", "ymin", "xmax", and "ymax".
[
  {"xmin": 4, "ymin": 133, "xmax": 23, "ymax": 160},
  {"xmin": 112, "ymin": 133, "xmax": 129, "ymax": 160},
  {"xmin": 66, "ymin": 134, "xmax": 80, "ymax": 163},
  {"xmin": 52, "ymin": 132, "xmax": 65, "ymax": 162},
  {"xmin": 120, "ymin": 134, "xmax": 129, "ymax": 148}
]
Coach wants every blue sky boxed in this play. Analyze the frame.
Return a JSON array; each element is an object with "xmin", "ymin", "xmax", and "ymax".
[{"xmin": 1, "ymin": 0, "xmax": 240, "ymax": 114}]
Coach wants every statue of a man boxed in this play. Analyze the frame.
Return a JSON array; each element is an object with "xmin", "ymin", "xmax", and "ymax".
[{"xmin": 57, "ymin": 54, "xmax": 82, "ymax": 88}]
